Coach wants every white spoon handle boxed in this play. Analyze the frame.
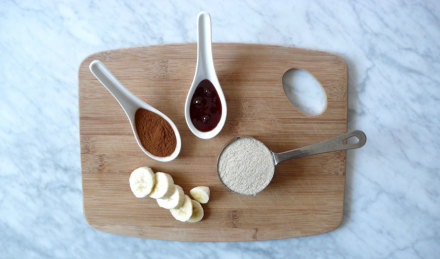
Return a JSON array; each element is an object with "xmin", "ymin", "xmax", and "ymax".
[
  {"xmin": 89, "ymin": 60, "xmax": 139, "ymax": 115},
  {"xmin": 196, "ymin": 12, "xmax": 215, "ymax": 76}
]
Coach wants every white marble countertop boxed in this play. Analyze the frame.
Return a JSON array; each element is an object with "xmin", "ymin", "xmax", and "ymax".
[{"xmin": 1, "ymin": 0, "xmax": 439, "ymax": 258}]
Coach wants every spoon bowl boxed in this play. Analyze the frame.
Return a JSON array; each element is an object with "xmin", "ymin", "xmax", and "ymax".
[
  {"xmin": 89, "ymin": 60, "xmax": 181, "ymax": 162},
  {"xmin": 185, "ymin": 11, "xmax": 227, "ymax": 139},
  {"xmin": 217, "ymin": 130, "xmax": 367, "ymax": 195}
]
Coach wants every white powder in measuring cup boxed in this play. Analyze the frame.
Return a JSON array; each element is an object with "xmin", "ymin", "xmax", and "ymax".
[{"xmin": 218, "ymin": 137, "xmax": 275, "ymax": 196}]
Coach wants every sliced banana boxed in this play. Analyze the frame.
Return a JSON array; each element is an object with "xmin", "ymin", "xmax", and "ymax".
[
  {"xmin": 149, "ymin": 172, "xmax": 175, "ymax": 199},
  {"xmin": 129, "ymin": 167, "xmax": 155, "ymax": 198},
  {"xmin": 189, "ymin": 186, "xmax": 210, "ymax": 204},
  {"xmin": 157, "ymin": 185, "xmax": 185, "ymax": 209},
  {"xmin": 188, "ymin": 199, "xmax": 204, "ymax": 223},
  {"xmin": 170, "ymin": 195, "xmax": 193, "ymax": 222}
]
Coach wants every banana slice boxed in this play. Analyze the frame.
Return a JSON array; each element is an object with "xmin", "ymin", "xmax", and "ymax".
[
  {"xmin": 129, "ymin": 167, "xmax": 155, "ymax": 198},
  {"xmin": 189, "ymin": 186, "xmax": 210, "ymax": 204},
  {"xmin": 149, "ymin": 172, "xmax": 175, "ymax": 199},
  {"xmin": 188, "ymin": 199, "xmax": 204, "ymax": 223},
  {"xmin": 157, "ymin": 185, "xmax": 185, "ymax": 209},
  {"xmin": 170, "ymin": 195, "xmax": 193, "ymax": 222}
]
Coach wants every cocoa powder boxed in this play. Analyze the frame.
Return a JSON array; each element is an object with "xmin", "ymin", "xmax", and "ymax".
[{"xmin": 134, "ymin": 108, "xmax": 176, "ymax": 157}]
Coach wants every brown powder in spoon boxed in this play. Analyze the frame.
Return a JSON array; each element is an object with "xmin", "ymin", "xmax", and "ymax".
[{"xmin": 135, "ymin": 108, "xmax": 176, "ymax": 157}]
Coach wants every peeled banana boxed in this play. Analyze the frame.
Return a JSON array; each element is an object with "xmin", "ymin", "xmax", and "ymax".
[
  {"xmin": 149, "ymin": 172, "xmax": 175, "ymax": 199},
  {"xmin": 157, "ymin": 185, "xmax": 185, "ymax": 209},
  {"xmin": 190, "ymin": 186, "xmax": 210, "ymax": 204},
  {"xmin": 129, "ymin": 167, "xmax": 155, "ymax": 198},
  {"xmin": 188, "ymin": 199, "xmax": 204, "ymax": 223},
  {"xmin": 129, "ymin": 167, "xmax": 209, "ymax": 223},
  {"xmin": 170, "ymin": 195, "xmax": 193, "ymax": 222}
]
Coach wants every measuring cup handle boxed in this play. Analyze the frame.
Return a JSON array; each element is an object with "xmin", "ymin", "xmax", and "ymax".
[{"xmin": 273, "ymin": 130, "xmax": 367, "ymax": 165}]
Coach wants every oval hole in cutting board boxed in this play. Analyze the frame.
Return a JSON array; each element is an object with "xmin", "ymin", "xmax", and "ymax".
[{"xmin": 282, "ymin": 69, "xmax": 327, "ymax": 115}]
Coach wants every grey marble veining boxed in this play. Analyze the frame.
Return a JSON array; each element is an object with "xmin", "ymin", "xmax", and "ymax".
[{"xmin": 1, "ymin": 0, "xmax": 439, "ymax": 258}]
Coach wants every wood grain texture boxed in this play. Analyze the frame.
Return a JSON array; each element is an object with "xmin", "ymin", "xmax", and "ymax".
[{"xmin": 79, "ymin": 43, "xmax": 348, "ymax": 241}]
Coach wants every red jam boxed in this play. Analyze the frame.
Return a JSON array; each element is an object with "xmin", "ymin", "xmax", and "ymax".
[{"xmin": 190, "ymin": 80, "xmax": 222, "ymax": 132}]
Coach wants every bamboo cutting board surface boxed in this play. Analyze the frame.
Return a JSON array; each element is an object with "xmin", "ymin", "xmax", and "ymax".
[{"xmin": 79, "ymin": 43, "xmax": 347, "ymax": 241}]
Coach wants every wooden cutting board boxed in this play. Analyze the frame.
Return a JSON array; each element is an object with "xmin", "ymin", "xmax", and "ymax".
[{"xmin": 79, "ymin": 43, "xmax": 347, "ymax": 241}]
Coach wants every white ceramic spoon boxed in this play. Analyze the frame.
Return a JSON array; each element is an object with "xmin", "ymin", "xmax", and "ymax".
[
  {"xmin": 185, "ymin": 11, "xmax": 227, "ymax": 139},
  {"xmin": 89, "ymin": 60, "xmax": 181, "ymax": 162}
]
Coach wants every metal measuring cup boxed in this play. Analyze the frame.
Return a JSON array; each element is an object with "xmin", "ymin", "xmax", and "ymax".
[{"xmin": 217, "ymin": 130, "xmax": 366, "ymax": 195}]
